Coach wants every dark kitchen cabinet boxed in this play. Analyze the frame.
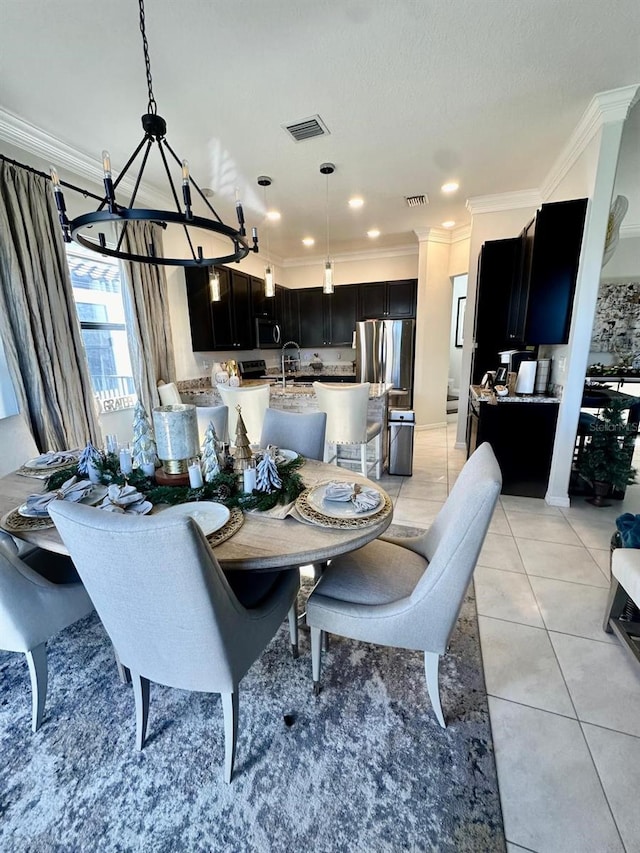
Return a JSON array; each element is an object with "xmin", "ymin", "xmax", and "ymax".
[
  {"xmin": 251, "ymin": 275, "xmax": 276, "ymax": 319},
  {"xmin": 522, "ymin": 198, "xmax": 587, "ymax": 345},
  {"xmin": 359, "ymin": 280, "xmax": 417, "ymax": 319},
  {"xmin": 297, "ymin": 288, "xmax": 326, "ymax": 347},
  {"xmin": 472, "ymin": 238, "xmax": 522, "ymax": 384},
  {"xmin": 467, "ymin": 394, "xmax": 559, "ymax": 498},
  {"xmin": 185, "ymin": 266, "xmax": 255, "ymax": 352},
  {"xmin": 292, "ymin": 285, "xmax": 359, "ymax": 347},
  {"xmin": 275, "ymin": 285, "xmax": 296, "ymax": 342},
  {"xmin": 327, "ymin": 285, "xmax": 358, "ymax": 345}
]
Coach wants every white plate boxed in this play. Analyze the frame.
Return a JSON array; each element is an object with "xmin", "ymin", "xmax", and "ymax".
[
  {"xmin": 158, "ymin": 501, "xmax": 231, "ymax": 536},
  {"xmin": 24, "ymin": 453, "xmax": 79, "ymax": 470},
  {"xmin": 17, "ymin": 485, "xmax": 109, "ymax": 518},
  {"xmin": 277, "ymin": 448, "xmax": 299, "ymax": 463},
  {"xmin": 307, "ymin": 482, "xmax": 383, "ymax": 520}
]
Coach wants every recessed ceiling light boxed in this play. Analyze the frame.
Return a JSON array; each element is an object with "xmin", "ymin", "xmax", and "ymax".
[
  {"xmin": 266, "ymin": 210, "xmax": 281, "ymax": 221},
  {"xmin": 367, "ymin": 229, "xmax": 380, "ymax": 238},
  {"xmin": 302, "ymin": 237, "xmax": 315, "ymax": 247},
  {"xmin": 441, "ymin": 220, "xmax": 456, "ymax": 228},
  {"xmin": 349, "ymin": 197, "xmax": 364, "ymax": 209},
  {"xmin": 441, "ymin": 182, "xmax": 459, "ymax": 194}
]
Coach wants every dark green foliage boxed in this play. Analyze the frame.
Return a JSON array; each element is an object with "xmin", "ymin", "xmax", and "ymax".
[
  {"xmin": 577, "ymin": 398, "xmax": 637, "ymax": 491},
  {"xmin": 45, "ymin": 454, "xmax": 306, "ymax": 510}
]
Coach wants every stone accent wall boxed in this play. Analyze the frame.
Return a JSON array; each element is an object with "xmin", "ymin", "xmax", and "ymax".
[{"xmin": 591, "ymin": 279, "xmax": 640, "ymax": 354}]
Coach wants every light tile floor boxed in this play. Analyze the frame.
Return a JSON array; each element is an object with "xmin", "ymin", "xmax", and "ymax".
[{"xmin": 386, "ymin": 424, "xmax": 640, "ymax": 853}]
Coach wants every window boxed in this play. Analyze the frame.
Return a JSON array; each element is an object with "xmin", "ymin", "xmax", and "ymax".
[{"xmin": 66, "ymin": 248, "xmax": 136, "ymax": 412}]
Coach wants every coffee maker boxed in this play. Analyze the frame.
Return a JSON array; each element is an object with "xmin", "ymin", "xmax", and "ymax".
[{"xmin": 498, "ymin": 349, "xmax": 537, "ymax": 394}]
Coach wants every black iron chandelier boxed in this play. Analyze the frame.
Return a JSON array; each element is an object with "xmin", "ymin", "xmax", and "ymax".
[{"xmin": 50, "ymin": 0, "xmax": 259, "ymax": 267}]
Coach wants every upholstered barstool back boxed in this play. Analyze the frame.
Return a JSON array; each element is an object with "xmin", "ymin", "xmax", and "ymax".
[
  {"xmin": 157, "ymin": 382, "xmax": 182, "ymax": 406},
  {"xmin": 313, "ymin": 382, "xmax": 382, "ymax": 479},
  {"xmin": 218, "ymin": 384, "xmax": 270, "ymax": 446},
  {"xmin": 0, "ymin": 414, "xmax": 38, "ymax": 477}
]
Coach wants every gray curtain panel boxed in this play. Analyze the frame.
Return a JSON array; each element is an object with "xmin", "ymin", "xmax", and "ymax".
[
  {"xmin": 122, "ymin": 222, "xmax": 176, "ymax": 414},
  {"xmin": 0, "ymin": 161, "xmax": 101, "ymax": 451}
]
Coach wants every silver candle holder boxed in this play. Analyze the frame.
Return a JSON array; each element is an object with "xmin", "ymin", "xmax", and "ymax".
[{"xmin": 152, "ymin": 404, "xmax": 199, "ymax": 474}]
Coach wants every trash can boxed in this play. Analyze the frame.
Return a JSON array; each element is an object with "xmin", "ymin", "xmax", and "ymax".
[{"xmin": 388, "ymin": 409, "xmax": 415, "ymax": 476}]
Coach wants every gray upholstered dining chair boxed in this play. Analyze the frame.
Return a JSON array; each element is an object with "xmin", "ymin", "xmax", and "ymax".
[
  {"xmin": 306, "ymin": 442, "xmax": 501, "ymax": 727},
  {"xmin": 260, "ymin": 408, "xmax": 327, "ymax": 461},
  {"xmin": 0, "ymin": 531, "xmax": 94, "ymax": 732},
  {"xmin": 49, "ymin": 501, "xmax": 300, "ymax": 783}
]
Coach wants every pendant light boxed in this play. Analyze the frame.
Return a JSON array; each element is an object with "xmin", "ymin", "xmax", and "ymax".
[
  {"xmin": 209, "ymin": 268, "xmax": 221, "ymax": 302},
  {"xmin": 257, "ymin": 176, "xmax": 275, "ymax": 298},
  {"xmin": 320, "ymin": 163, "xmax": 335, "ymax": 294},
  {"xmin": 50, "ymin": 0, "xmax": 259, "ymax": 268}
]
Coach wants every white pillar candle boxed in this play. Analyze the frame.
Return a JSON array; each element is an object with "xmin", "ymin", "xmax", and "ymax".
[
  {"xmin": 119, "ymin": 448, "xmax": 133, "ymax": 475},
  {"xmin": 243, "ymin": 466, "xmax": 257, "ymax": 493},
  {"xmin": 188, "ymin": 461, "xmax": 204, "ymax": 489},
  {"xmin": 141, "ymin": 461, "xmax": 155, "ymax": 477}
]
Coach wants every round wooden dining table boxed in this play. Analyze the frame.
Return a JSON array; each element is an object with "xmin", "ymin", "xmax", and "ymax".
[{"xmin": 0, "ymin": 458, "xmax": 393, "ymax": 572}]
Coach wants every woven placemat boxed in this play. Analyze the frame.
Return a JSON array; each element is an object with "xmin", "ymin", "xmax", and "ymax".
[
  {"xmin": 2, "ymin": 507, "xmax": 55, "ymax": 531},
  {"xmin": 206, "ymin": 506, "xmax": 244, "ymax": 546},
  {"xmin": 295, "ymin": 489, "xmax": 392, "ymax": 529},
  {"xmin": 15, "ymin": 465, "xmax": 62, "ymax": 480}
]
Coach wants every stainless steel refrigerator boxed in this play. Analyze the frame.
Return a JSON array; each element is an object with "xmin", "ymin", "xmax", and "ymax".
[{"xmin": 355, "ymin": 319, "xmax": 415, "ymax": 409}]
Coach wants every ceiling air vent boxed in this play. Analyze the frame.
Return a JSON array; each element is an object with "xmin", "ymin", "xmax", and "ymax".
[
  {"xmin": 405, "ymin": 194, "xmax": 429, "ymax": 207},
  {"xmin": 283, "ymin": 115, "xmax": 330, "ymax": 142}
]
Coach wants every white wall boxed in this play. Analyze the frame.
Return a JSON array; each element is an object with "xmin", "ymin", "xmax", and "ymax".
[{"xmin": 601, "ymin": 234, "xmax": 640, "ymax": 278}]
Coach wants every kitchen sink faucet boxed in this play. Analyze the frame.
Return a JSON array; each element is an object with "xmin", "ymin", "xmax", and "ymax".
[{"xmin": 281, "ymin": 341, "xmax": 301, "ymax": 388}]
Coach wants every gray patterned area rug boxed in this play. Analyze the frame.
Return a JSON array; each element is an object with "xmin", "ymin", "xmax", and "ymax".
[{"xmin": 0, "ymin": 525, "xmax": 505, "ymax": 852}]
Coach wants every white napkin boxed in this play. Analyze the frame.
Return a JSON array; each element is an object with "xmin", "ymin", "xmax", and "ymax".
[
  {"xmin": 30, "ymin": 450, "xmax": 79, "ymax": 467},
  {"xmin": 324, "ymin": 481, "xmax": 382, "ymax": 513},
  {"xmin": 351, "ymin": 488, "xmax": 381, "ymax": 513},
  {"xmin": 324, "ymin": 481, "xmax": 355, "ymax": 501},
  {"xmin": 25, "ymin": 476, "xmax": 94, "ymax": 514},
  {"xmin": 98, "ymin": 484, "xmax": 152, "ymax": 515}
]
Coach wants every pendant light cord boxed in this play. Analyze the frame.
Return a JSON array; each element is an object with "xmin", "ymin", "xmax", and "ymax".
[
  {"xmin": 138, "ymin": 0, "xmax": 157, "ymax": 115},
  {"xmin": 325, "ymin": 172, "xmax": 330, "ymax": 261},
  {"xmin": 263, "ymin": 184, "xmax": 271, "ymax": 264}
]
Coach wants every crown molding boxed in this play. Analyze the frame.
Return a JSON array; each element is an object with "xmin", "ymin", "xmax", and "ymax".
[
  {"xmin": 466, "ymin": 189, "xmax": 541, "ymax": 215},
  {"xmin": 0, "ymin": 107, "xmax": 168, "ymax": 207},
  {"xmin": 621, "ymin": 223, "xmax": 640, "ymax": 240},
  {"xmin": 451, "ymin": 223, "xmax": 471, "ymax": 243},
  {"xmin": 540, "ymin": 84, "xmax": 639, "ymax": 200},
  {"xmin": 280, "ymin": 243, "xmax": 418, "ymax": 268}
]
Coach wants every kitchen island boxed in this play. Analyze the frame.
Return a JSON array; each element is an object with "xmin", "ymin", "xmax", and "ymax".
[{"xmin": 179, "ymin": 379, "xmax": 393, "ymax": 469}]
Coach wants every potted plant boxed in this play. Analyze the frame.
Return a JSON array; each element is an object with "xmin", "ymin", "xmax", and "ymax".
[{"xmin": 577, "ymin": 398, "xmax": 638, "ymax": 506}]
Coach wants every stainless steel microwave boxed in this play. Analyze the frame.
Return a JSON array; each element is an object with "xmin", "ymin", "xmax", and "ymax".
[{"xmin": 255, "ymin": 317, "xmax": 282, "ymax": 348}]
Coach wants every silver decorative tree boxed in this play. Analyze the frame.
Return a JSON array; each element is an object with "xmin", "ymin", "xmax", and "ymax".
[
  {"xmin": 131, "ymin": 402, "xmax": 157, "ymax": 469},
  {"xmin": 256, "ymin": 451, "xmax": 282, "ymax": 494},
  {"xmin": 201, "ymin": 422, "xmax": 221, "ymax": 482}
]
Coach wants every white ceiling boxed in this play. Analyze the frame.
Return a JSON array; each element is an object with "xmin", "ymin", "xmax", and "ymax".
[{"xmin": 1, "ymin": 0, "xmax": 639, "ymax": 260}]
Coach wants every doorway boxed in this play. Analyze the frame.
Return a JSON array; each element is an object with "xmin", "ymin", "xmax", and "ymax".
[{"xmin": 448, "ymin": 274, "xmax": 468, "ymax": 420}]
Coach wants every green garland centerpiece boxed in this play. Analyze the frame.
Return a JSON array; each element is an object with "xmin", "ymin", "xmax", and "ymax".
[{"xmin": 46, "ymin": 448, "xmax": 305, "ymax": 510}]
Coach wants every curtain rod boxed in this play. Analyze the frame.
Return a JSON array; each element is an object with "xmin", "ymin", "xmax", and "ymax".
[{"xmin": 0, "ymin": 152, "xmax": 103, "ymax": 203}]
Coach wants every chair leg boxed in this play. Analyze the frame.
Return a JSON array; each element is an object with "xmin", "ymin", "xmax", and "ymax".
[
  {"xmin": 375, "ymin": 431, "xmax": 383, "ymax": 480},
  {"xmin": 424, "ymin": 651, "xmax": 445, "ymax": 728},
  {"xmin": 222, "ymin": 691, "xmax": 239, "ymax": 784},
  {"xmin": 603, "ymin": 577, "xmax": 630, "ymax": 633},
  {"xmin": 311, "ymin": 626, "xmax": 323, "ymax": 694},
  {"xmin": 114, "ymin": 648, "xmax": 131, "ymax": 683},
  {"xmin": 26, "ymin": 643, "xmax": 47, "ymax": 733},
  {"xmin": 288, "ymin": 600, "xmax": 299, "ymax": 658},
  {"xmin": 131, "ymin": 671, "xmax": 150, "ymax": 750},
  {"xmin": 360, "ymin": 443, "xmax": 368, "ymax": 477}
]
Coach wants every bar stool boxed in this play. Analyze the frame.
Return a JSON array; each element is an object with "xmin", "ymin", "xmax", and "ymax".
[
  {"xmin": 313, "ymin": 382, "xmax": 383, "ymax": 480},
  {"xmin": 218, "ymin": 385, "xmax": 270, "ymax": 446}
]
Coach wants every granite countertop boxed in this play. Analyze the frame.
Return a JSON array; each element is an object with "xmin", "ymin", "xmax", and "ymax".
[
  {"xmin": 179, "ymin": 379, "xmax": 392, "ymax": 401},
  {"xmin": 470, "ymin": 385, "xmax": 560, "ymax": 404}
]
